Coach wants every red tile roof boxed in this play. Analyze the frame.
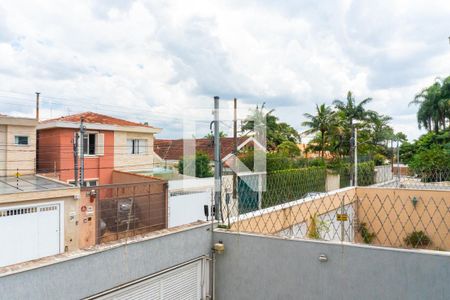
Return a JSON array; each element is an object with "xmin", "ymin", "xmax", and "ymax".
[
  {"xmin": 155, "ymin": 136, "xmax": 251, "ymax": 161},
  {"xmin": 40, "ymin": 112, "xmax": 155, "ymax": 128}
]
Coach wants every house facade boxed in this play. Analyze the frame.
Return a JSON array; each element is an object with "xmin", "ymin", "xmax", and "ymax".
[
  {"xmin": 0, "ymin": 115, "xmax": 82, "ymax": 267},
  {"xmin": 37, "ymin": 112, "xmax": 161, "ymax": 186},
  {"xmin": 0, "ymin": 115, "xmax": 38, "ymax": 176}
]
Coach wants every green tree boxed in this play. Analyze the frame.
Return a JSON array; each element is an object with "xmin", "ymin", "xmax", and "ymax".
[
  {"xmin": 276, "ymin": 141, "xmax": 301, "ymax": 157},
  {"xmin": 302, "ymin": 104, "xmax": 335, "ymax": 158},
  {"xmin": 331, "ymin": 91, "xmax": 373, "ymax": 156},
  {"xmin": 333, "ymin": 91, "xmax": 373, "ymax": 129},
  {"xmin": 408, "ymin": 146, "xmax": 450, "ymax": 182},
  {"xmin": 204, "ymin": 131, "xmax": 227, "ymax": 139},
  {"xmin": 178, "ymin": 152, "xmax": 213, "ymax": 178},
  {"xmin": 410, "ymin": 76, "xmax": 450, "ymax": 133},
  {"xmin": 242, "ymin": 103, "xmax": 300, "ymax": 150}
]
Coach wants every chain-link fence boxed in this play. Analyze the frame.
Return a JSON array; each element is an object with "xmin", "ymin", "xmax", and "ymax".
[
  {"xmin": 79, "ymin": 181, "xmax": 168, "ymax": 246},
  {"xmin": 218, "ymin": 165, "xmax": 450, "ymax": 252}
]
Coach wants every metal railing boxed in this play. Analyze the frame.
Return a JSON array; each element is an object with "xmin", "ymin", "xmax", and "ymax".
[{"xmin": 218, "ymin": 166, "xmax": 450, "ymax": 251}]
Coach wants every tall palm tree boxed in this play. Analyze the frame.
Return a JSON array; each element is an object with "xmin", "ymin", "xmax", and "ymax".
[
  {"xmin": 410, "ymin": 77, "xmax": 450, "ymax": 133},
  {"xmin": 366, "ymin": 111, "xmax": 393, "ymax": 145},
  {"xmin": 333, "ymin": 91, "xmax": 373, "ymax": 128},
  {"xmin": 332, "ymin": 91, "xmax": 372, "ymax": 156},
  {"xmin": 302, "ymin": 104, "xmax": 335, "ymax": 157}
]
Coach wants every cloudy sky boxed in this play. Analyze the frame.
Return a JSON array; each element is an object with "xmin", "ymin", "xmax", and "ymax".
[{"xmin": 0, "ymin": 0, "xmax": 449, "ymax": 140}]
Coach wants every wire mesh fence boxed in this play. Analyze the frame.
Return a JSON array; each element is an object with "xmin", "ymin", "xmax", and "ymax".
[
  {"xmin": 82, "ymin": 181, "xmax": 168, "ymax": 245},
  {"xmin": 218, "ymin": 165, "xmax": 450, "ymax": 252}
]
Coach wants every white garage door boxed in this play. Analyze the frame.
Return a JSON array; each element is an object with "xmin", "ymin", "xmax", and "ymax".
[
  {"xmin": 92, "ymin": 258, "xmax": 210, "ymax": 300},
  {"xmin": 0, "ymin": 202, "xmax": 63, "ymax": 267}
]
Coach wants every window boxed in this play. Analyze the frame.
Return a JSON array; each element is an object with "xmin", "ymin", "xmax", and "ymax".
[
  {"xmin": 83, "ymin": 180, "xmax": 98, "ymax": 187},
  {"xmin": 127, "ymin": 139, "xmax": 148, "ymax": 154},
  {"xmin": 15, "ymin": 136, "xmax": 29, "ymax": 145},
  {"xmin": 83, "ymin": 133, "xmax": 97, "ymax": 155},
  {"xmin": 68, "ymin": 180, "xmax": 97, "ymax": 187}
]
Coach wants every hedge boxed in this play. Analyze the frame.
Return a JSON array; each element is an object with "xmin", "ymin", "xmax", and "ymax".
[
  {"xmin": 261, "ymin": 166, "xmax": 327, "ymax": 208},
  {"xmin": 339, "ymin": 161, "xmax": 375, "ymax": 188}
]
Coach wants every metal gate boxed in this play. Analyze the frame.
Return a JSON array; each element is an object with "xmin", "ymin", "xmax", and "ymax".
[
  {"xmin": 0, "ymin": 202, "xmax": 63, "ymax": 267},
  {"xmin": 88, "ymin": 257, "xmax": 210, "ymax": 300}
]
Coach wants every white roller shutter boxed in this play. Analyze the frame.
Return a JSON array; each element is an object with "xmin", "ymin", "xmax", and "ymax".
[{"xmin": 92, "ymin": 258, "xmax": 209, "ymax": 300}]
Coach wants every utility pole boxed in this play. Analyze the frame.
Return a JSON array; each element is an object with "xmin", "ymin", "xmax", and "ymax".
[
  {"xmin": 73, "ymin": 132, "xmax": 79, "ymax": 186},
  {"xmin": 396, "ymin": 139, "xmax": 400, "ymax": 183},
  {"xmin": 79, "ymin": 118, "xmax": 86, "ymax": 187},
  {"xmin": 349, "ymin": 124, "xmax": 355, "ymax": 186},
  {"xmin": 354, "ymin": 127, "xmax": 358, "ymax": 187},
  {"xmin": 232, "ymin": 98, "xmax": 237, "ymax": 202},
  {"xmin": 35, "ymin": 92, "xmax": 40, "ymax": 121},
  {"xmin": 391, "ymin": 139, "xmax": 394, "ymax": 175},
  {"xmin": 213, "ymin": 96, "xmax": 222, "ymax": 221}
]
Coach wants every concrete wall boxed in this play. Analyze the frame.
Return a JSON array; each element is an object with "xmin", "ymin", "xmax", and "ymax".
[
  {"xmin": 214, "ymin": 231, "xmax": 450, "ymax": 300},
  {"xmin": 169, "ymin": 191, "xmax": 211, "ymax": 227},
  {"xmin": 277, "ymin": 203, "xmax": 355, "ymax": 242},
  {"xmin": 0, "ymin": 124, "xmax": 36, "ymax": 176},
  {"xmin": 356, "ymin": 187, "xmax": 450, "ymax": 250},
  {"xmin": 325, "ymin": 172, "xmax": 340, "ymax": 192},
  {"xmin": 114, "ymin": 131, "xmax": 155, "ymax": 171},
  {"xmin": 37, "ymin": 128, "xmax": 115, "ymax": 185},
  {"xmin": 0, "ymin": 223, "xmax": 211, "ymax": 300},
  {"xmin": 374, "ymin": 165, "xmax": 393, "ymax": 183},
  {"xmin": 230, "ymin": 188, "xmax": 356, "ymax": 235}
]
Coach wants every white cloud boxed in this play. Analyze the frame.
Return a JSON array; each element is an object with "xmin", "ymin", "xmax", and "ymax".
[{"xmin": 0, "ymin": 0, "xmax": 449, "ymax": 140}]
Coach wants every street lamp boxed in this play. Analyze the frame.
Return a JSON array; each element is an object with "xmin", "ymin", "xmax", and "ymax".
[{"xmin": 352, "ymin": 121, "xmax": 362, "ymax": 187}]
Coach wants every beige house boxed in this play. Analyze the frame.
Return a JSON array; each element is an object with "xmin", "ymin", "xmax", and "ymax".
[
  {"xmin": 0, "ymin": 114, "xmax": 83, "ymax": 267},
  {"xmin": 114, "ymin": 128, "xmax": 161, "ymax": 172},
  {"xmin": 0, "ymin": 115, "xmax": 38, "ymax": 176}
]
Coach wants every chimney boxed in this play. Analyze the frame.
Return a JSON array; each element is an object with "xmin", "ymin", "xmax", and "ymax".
[{"xmin": 35, "ymin": 92, "xmax": 40, "ymax": 121}]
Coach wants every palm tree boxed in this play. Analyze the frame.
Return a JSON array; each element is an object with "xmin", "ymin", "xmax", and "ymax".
[
  {"xmin": 333, "ymin": 91, "xmax": 373, "ymax": 128},
  {"xmin": 366, "ymin": 111, "xmax": 393, "ymax": 145},
  {"xmin": 302, "ymin": 104, "xmax": 335, "ymax": 157},
  {"xmin": 410, "ymin": 77, "xmax": 450, "ymax": 133},
  {"xmin": 332, "ymin": 91, "xmax": 373, "ymax": 156}
]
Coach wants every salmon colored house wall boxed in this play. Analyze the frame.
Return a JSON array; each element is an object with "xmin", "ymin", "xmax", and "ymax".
[
  {"xmin": 37, "ymin": 128, "xmax": 62, "ymax": 174},
  {"xmin": 38, "ymin": 128, "xmax": 115, "ymax": 185}
]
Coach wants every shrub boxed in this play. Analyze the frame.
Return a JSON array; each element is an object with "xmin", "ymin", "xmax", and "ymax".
[
  {"xmin": 357, "ymin": 222, "xmax": 376, "ymax": 244},
  {"xmin": 404, "ymin": 231, "xmax": 431, "ymax": 248},
  {"xmin": 307, "ymin": 213, "xmax": 329, "ymax": 240},
  {"xmin": 408, "ymin": 146, "xmax": 450, "ymax": 182},
  {"xmin": 336, "ymin": 161, "xmax": 375, "ymax": 188},
  {"xmin": 373, "ymin": 153, "xmax": 387, "ymax": 166},
  {"xmin": 178, "ymin": 151, "xmax": 213, "ymax": 178},
  {"xmin": 276, "ymin": 141, "xmax": 301, "ymax": 157}
]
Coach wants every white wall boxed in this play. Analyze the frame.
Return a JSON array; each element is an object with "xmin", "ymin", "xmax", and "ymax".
[
  {"xmin": 375, "ymin": 165, "xmax": 393, "ymax": 184},
  {"xmin": 277, "ymin": 204, "xmax": 355, "ymax": 242},
  {"xmin": 168, "ymin": 191, "xmax": 211, "ymax": 227}
]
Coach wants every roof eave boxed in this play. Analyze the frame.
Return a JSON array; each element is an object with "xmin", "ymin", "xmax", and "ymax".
[{"xmin": 37, "ymin": 121, "xmax": 161, "ymax": 134}]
